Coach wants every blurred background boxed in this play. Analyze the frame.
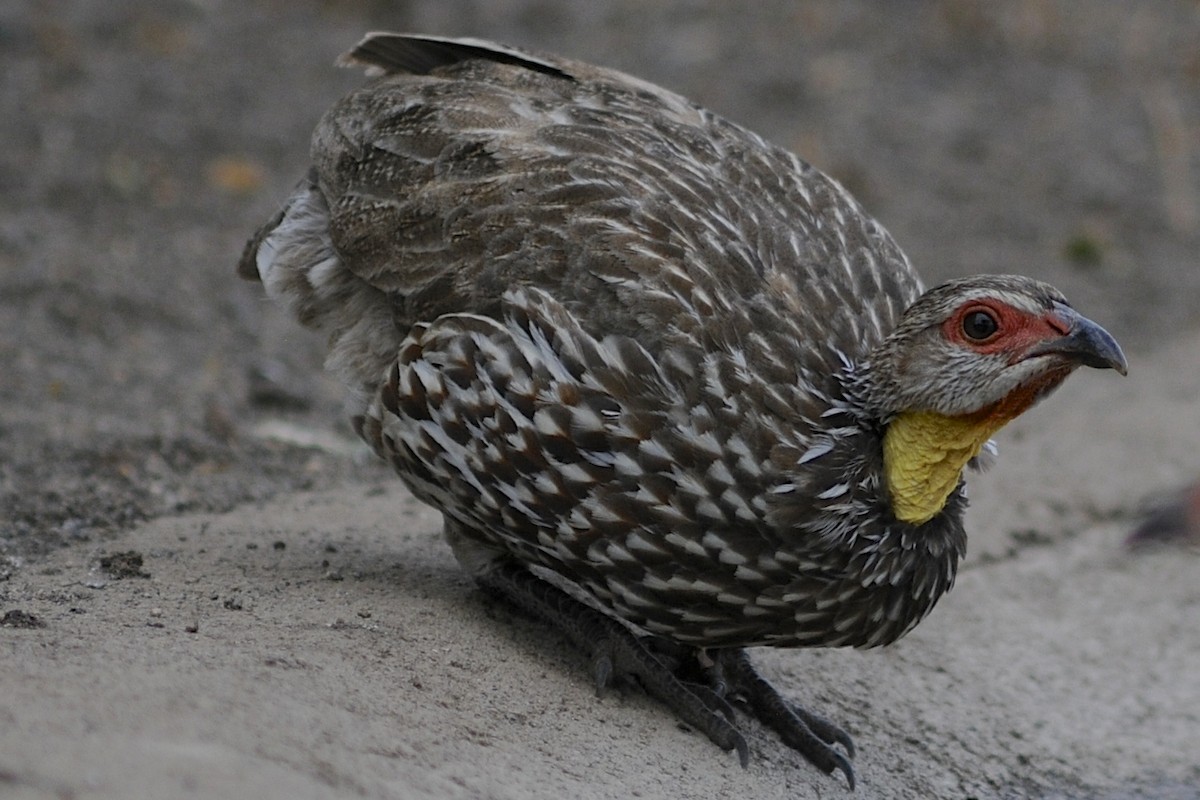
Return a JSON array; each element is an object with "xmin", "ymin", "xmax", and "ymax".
[{"xmin": 2, "ymin": 0, "xmax": 1198, "ymax": 559}]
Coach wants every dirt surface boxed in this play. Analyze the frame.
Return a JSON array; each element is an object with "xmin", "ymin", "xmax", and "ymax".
[{"xmin": 2, "ymin": 1, "xmax": 1199, "ymax": 798}]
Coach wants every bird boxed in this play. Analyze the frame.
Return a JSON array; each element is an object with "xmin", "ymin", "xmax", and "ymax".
[{"xmin": 238, "ymin": 32, "xmax": 1128, "ymax": 788}]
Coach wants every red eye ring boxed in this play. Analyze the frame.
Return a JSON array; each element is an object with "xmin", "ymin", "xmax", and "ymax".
[{"xmin": 961, "ymin": 307, "xmax": 1000, "ymax": 342}]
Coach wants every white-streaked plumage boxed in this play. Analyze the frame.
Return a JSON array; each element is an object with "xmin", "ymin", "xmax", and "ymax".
[{"xmin": 239, "ymin": 32, "xmax": 1126, "ymax": 786}]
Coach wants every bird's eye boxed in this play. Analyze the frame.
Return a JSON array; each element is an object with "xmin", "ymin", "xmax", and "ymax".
[{"xmin": 961, "ymin": 309, "xmax": 999, "ymax": 341}]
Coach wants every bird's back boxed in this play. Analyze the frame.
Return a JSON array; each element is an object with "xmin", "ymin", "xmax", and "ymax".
[{"xmin": 245, "ymin": 34, "xmax": 921, "ymax": 411}]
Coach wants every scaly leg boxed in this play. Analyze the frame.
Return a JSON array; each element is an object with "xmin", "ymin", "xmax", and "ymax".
[
  {"xmin": 719, "ymin": 648, "xmax": 856, "ymax": 789},
  {"xmin": 477, "ymin": 563, "xmax": 856, "ymax": 787},
  {"xmin": 477, "ymin": 563, "xmax": 749, "ymax": 765}
]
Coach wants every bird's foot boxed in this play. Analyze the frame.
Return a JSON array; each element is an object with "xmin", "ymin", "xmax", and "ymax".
[
  {"xmin": 718, "ymin": 648, "xmax": 856, "ymax": 789},
  {"xmin": 640, "ymin": 642, "xmax": 855, "ymax": 788},
  {"xmin": 477, "ymin": 565, "xmax": 853, "ymax": 788},
  {"xmin": 478, "ymin": 564, "xmax": 748, "ymax": 762}
]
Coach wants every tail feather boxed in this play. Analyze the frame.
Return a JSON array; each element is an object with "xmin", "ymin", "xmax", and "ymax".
[
  {"xmin": 337, "ymin": 32, "xmax": 572, "ymax": 80},
  {"xmin": 236, "ymin": 170, "xmax": 398, "ymax": 403},
  {"xmin": 237, "ymin": 206, "xmax": 286, "ymax": 283}
]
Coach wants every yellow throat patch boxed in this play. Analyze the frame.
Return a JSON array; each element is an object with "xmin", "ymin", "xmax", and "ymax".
[{"xmin": 882, "ymin": 409, "xmax": 1008, "ymax": 525}]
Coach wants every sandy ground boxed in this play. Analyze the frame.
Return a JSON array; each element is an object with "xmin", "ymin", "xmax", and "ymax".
[{"xmin": 2, "ymin": 1, "xmax": 1199, "ymax": 798}]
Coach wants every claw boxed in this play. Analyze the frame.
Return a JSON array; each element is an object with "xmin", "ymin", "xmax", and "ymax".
[
  {"xmin": 734, "ymin": 732, "xmax": 750, "ymax": 769},
  {"xmin": 832, "ymin": 752, "xmax": 856, "ymax": 791},
  {"xmin": 591, "ymin": 651, "xmax": 614, "ymax": 696},
  {"xmin": 723, "ymin": 649, "xmax": 857, "ymax": 790},
  {"xmin": 792, "ymin": 702, "xmax": 856, "ymax": 758}
]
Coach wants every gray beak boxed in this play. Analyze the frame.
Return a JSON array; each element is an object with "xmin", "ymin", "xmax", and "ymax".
[{"xmin": 1026, "ymin": 303, "xmax": 1128, "ymax": 376}]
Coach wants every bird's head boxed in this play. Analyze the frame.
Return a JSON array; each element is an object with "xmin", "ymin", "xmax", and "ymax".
[{"xmin": 861, "ymin": 275, "xmax": 1127, "ymax": 525}]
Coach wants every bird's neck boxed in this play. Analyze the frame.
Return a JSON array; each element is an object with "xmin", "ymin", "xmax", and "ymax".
[
  {"xmin": 766, "ymin": 398, "xmax": 969, "ymax": 648},
  {"xmin": 882, "ymin": 410, "xmax": 1003, "ymax": 524},
  {"xmin": 880, "ymin": 375, "xmax": 1060, "ymax": 524}
]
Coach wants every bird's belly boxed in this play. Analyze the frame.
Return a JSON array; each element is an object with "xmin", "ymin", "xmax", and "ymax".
[{"xmin": 380, "ymin": 436, "xmax": 953, "ymax": 651}]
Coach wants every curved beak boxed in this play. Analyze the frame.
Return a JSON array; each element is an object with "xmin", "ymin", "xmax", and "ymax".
[{"xmin": 1025, "ymin": 303, "xmax": 1128, "ymax": 375}]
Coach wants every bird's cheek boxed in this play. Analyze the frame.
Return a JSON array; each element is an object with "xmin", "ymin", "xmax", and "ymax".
[{"xmin": 966, "ymin": 365, "xmax": 1073, "ymax": 427}]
